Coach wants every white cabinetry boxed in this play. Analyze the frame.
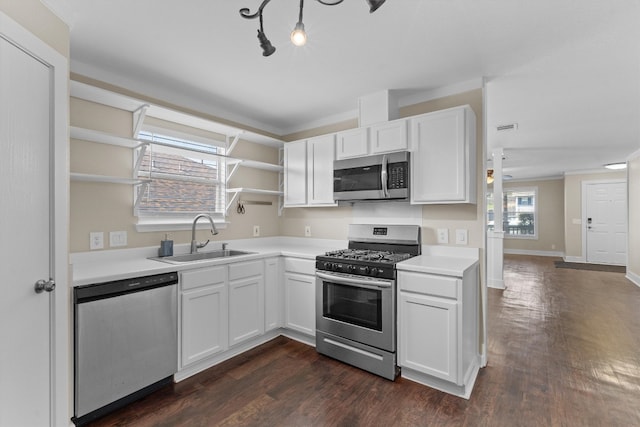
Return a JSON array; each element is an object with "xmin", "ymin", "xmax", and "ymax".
[
  {"xmin": 370, "ymin": 119, "xmax": 408, "ymax": 154},
  {"xmin": 228, "ymin": 261, "xmax": 264, "ymax": 347},
  {"xmin": 397, "ymin": 263, "xmax": 480, "ymax": 398},
  {"xmin": 284, "ymin": 136, "xmax": 336, "ymax": 207},
  {"xmin": 336, "ymin": 120, "xmax": 408, "ymax": 160},
  {"xmin": 336, "ymin": 127, "xmax": 369, "ymax": 159},
  {"xmin": 307, "ymin": 134, "xmax": 336, "ymax": 205},
  {"xmin": 410, "ymin": 105, "xmax": 476, "ymax": 204},
  {"xmin": 264, "ymin": 257, "xmax": 281, "ymax": 332},
  {"xmin": 283, "ymin": 258, "xmax": 316, "ymax": 337},
  {"xmin": 180, "ymin": 266, "xmax": 228, "ymax": 368},
  {"xmin": 283, "ymin": 140, "xmax": 307, "ymax": 206}
]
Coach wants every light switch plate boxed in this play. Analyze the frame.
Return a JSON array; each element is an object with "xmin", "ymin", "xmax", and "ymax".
[
  {"xmin": 109, "ymin": 231, "xmax": 127, "ymax": 247},
  {"xmin": 253, "ymin": 225, "xmax": 260, "ymax": 237},
  {"xmin": 455, "ymin": 229, "xmax": 468, "ymax": 245},
  {"xmin": 89, "ymin": 232, "xmax": 104, "ymax": 250},
  {"xmin": 304, "ymin": 225, "xmax": 311, "ymax": 237},
  {"xmin": 437, "ymin": 228, "xmax": 449, "ymax": 244}
]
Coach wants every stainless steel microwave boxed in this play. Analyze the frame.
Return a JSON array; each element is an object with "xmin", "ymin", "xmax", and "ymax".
[{"xmin": 333, "ymin": 151, "xmax": 409, "ymax": 202}]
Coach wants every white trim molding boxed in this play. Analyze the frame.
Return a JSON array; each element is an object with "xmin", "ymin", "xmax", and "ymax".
[
  {"xmin": 627, "ymin": 271, "xmax": 640, "ymax": 288},
  {"xmin": 504, "ymin": 249, "xmax": 564, "ymax": 258}
]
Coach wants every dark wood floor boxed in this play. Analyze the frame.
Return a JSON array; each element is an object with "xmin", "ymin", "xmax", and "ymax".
[{"xmin": 86, "ymin": 255, "xmax": 640, "ymax": 426}]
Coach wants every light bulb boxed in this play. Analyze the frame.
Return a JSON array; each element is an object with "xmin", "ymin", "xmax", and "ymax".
[{"xmin": 290, "ymin": 22, "xmax": 307, "ymax": 46}]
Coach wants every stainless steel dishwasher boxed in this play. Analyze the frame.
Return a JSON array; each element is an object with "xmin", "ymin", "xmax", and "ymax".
[{"xmin": 73, "ymin": 272, "xmax": 178, "ymax": 426}]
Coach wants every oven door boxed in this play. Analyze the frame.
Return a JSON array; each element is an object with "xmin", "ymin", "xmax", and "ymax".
[{"xmin": 315, "ymin": 271, "xmax": 395, "ymax": 352}]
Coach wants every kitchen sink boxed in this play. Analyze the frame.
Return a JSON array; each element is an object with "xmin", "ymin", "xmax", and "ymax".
[{"xmin": 151, "ymin": 249, "xmax": 255, "ymax": 264}]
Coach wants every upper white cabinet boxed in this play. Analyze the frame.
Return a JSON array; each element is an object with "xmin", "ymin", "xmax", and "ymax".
[
  {"xmin": 284, "ymin": 136, "xmax": 336, "ymax": 207},
  {"xmin": 307, "ymin": 134, "xmax": 336, "ymax": 205},
  {"xmin": 336, "ymin": 128, "xmax": 369, "ymax": 159},
  {"xmin": 410, "ymin": 105, "xmax": 477, "ymax": 204},
  {"xmin": 283, "ymin": 140, "xmax": 308, "ymax": 206},
  {"xmin": 370, "ymin": 119, "xmax": 408, "ymax": 154}
]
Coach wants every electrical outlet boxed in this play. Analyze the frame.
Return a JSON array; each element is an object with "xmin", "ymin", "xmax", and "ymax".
[
  {"xmin": 89, "ymin": 232, "xmax": 104, "ymax": 250},
  {"xmin": 437, "ymin": 228, "xmax": 449, "ymax": 244},
  {"xmin": 304, "ymin": 225, "xmax": 311, "ymax": 237},
  {"xmin": 253, "ymin": 225, "xmax": 260, "ymax": 237},
  {"xmin": 455, "ymin": 229, "xmax": 468, "ymax": 245},
  {"xmin": 109, "ymin": 231, "xmax": 127, "ymax": 247}
]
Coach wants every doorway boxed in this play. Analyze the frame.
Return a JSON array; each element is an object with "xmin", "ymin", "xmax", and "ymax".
[{"xmin": 583, "ymin": 180, "xmax": 627, "ymax": 266}]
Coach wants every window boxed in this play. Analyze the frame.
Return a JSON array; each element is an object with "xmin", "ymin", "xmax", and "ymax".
[
  {"xmin": 487, "ymin": 187, "xmax": 537, "ymax": 238},
  {"xmin": 135, "ymin": 129, "xmax": 227, "ymax": 229}
]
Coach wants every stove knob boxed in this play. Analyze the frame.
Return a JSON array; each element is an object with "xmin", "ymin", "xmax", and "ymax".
[
  {"xmin": 359, "ymin": 266, "xmax": 370, "ymax": 275},
  {"xmin": 323, "ymin": 262, "xmax": 332, "ymax": 270},
  {"xmin": 347, "ymin": 264, "xmax": 356, "ymax": 273},
  {"xmin": 370, "ymin": 267, "xmax": 380, "ymax": 276}
]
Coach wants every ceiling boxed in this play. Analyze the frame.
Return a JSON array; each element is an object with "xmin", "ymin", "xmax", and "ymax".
[{"xmin": 50, "ymin": 0, "xmax": 640, "ymax": 180}]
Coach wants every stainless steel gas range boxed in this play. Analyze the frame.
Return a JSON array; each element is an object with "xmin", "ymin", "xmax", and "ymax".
[{"xmin": 315, "ymin": 224, "xmax": 421, "ymax": 380}]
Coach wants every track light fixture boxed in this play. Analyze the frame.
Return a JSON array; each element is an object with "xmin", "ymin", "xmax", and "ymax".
[{"xmin": 240, "ymin": 0, "xmax": 386, "ymax": 57}]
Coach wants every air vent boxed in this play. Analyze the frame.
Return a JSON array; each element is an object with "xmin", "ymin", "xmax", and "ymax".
[{"xmin": 497, "ymin": 123, "xmax": 518, "ymax": 132}]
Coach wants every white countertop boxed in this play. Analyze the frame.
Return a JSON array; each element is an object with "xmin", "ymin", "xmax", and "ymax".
[
  {"xmin": 70, "ymin": 237, "xmax": 479, "ymax": 287},
  {"xmin": 397, "ymin": 254, "xmax": 478, "ymax": 277},
  {"xmin": 70, "ymin": 237, "xmax": 346, "ymax": 287}
]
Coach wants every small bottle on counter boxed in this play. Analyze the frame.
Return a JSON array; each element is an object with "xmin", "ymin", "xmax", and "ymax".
[{"xmin": 158, "ymin": 233, "xmax": 173, "ymax": 257}]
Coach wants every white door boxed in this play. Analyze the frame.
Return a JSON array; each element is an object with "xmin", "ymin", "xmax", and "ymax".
[
  {"xmin": 585, "ymin": 182, "xmax": 627, "ymax": 265},
  {"xmin": 0, "ymin": 13, "xmax": 69, "ymax": 426}
]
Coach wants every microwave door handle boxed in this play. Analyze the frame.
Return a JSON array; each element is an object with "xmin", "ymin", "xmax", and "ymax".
[{"xmin": 381, "ymin": 154, "xmax": 389, "ymax": 198}]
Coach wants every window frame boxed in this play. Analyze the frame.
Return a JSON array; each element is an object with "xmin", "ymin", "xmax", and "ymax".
[
  {"xmin": 133, "ymin": 124, "xmax": 229, "ymax": 232},
  {"xmin": 487, "ymin": 186, "xmax": 539, "ymax": 240}
]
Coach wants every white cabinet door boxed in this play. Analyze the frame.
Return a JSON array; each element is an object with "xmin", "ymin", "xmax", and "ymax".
[
  {"xmin": 410, "ymin": 106, "xmax": 476, "ymax": 204},
  {"xmin": 284, "ymin": 273, "xmax": 316, "ymax": 336},
  {"xmin": 336, "ymin": 127, "xmax": 369, "ymax": 159},
  {"xmin": 399, "ymin": 292, "xmax": 458, "ymax": 383},
  {"xmin": 307, "ymin": 134, "xmax": 336, "ymax": 205},
  {"xmin": 370, "ymin": 119, "xmax": 407, "ymax": 154},
  {"xmin": 264, "ymin": 257, "xmax": 281, "ymax": 331},
  {"xmin": 229, "ymin": 275, "xmax": 265, "ymax": 346},
  {"xmin": 284, "ymin": 140, "xmax": 307, "ymax": 206},
  {"xmin": 181, "ymin": 281, "xmax": 228, "ymax": 368}
]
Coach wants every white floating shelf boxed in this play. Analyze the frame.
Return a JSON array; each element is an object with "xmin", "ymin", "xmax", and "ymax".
[
  {"xmin": 226, "ymin": 188, "xmax": 283, "ymax": 196},
  {"xmin": 70, "ymin": 173, "xmax": 150, "ymax": 185},
  {"xmin": 71, "ymin": 126, "xmax": 148, "ymax": 149}
]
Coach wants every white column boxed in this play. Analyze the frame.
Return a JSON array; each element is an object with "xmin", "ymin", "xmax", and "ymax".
[{"xmin": 487, "ymin": 149, "xmax": 505, "ymax": 289}]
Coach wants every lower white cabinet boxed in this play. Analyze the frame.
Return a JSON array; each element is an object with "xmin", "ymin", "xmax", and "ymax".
[
  {"xmin": 284, "ymin": 273, "xmax": 315, "ymax": 336},
  {"xmin": 283, "ymin": 257, "xmax": 316, "ymax": 336},
  {"xmin": 399, "ymin": 292, "xmax": 458, "ymax": 382},
  {"xmin": 264, "ymin": 257, "xmax": 281, "ymax": 332},
  {"xmin": 228, "ymin": 261, "xmax": 265, "ymax": 347},
  {"xmin": 180, "ymin": 266, "xmax": 228, "ymax": 368},
  {"xmin": 397, "ymin": 264, "xmax": 480, "ymax": 398}
]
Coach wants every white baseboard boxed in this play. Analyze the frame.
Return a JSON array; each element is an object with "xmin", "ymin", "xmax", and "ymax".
[
  {"xmin": 504, "ymin": 249, "xmax": 564, "ymax": 258},
  {"xmin": 488, "ymin": 279, "xmax": 505, "ymax": 289},
  {"xmin": 563, "ymin": 256, "xmax": 585, "ymax": 263},
  {"xmin": 627, "ymin": 270, "xmax": 640, "ymax": 288}
]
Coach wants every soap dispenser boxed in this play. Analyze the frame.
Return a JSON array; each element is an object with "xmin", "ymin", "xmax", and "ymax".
[{"xmin": 158, "ymin": 234, "xmax": 173, "ymax": 257}]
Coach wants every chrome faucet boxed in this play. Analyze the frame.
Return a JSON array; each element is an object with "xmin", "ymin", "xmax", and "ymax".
[{"xmin": 190, "ymin": 214, "xmax": 219, "ymax": 254}]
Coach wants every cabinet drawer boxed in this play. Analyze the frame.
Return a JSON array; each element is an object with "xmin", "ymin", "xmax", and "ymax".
[
  {"xmin": 228, "ymin": 260, "xmax": 263, "ymax": 281},
  {"xmin": 398, "ymin": 271, "xmax": 458, "ymax": 299},
  {"xmin": 181, "ymin": 266, "xmax": 227, "ymax": 291},
  {"xmin": 284, "ymin": 257, "xmax": 316, "ymax": 275}
]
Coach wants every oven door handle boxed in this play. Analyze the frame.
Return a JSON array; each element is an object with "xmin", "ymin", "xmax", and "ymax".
[{"xmin": 316, "ymin": 271, "xmax": 393, "ymax": 289}]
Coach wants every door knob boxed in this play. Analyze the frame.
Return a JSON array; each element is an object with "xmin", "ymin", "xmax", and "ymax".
[{"xmin": 34, "ymin": 279, "xmax": 55, "ymax": 293}]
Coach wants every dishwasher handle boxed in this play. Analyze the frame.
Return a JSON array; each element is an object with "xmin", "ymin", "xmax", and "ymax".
[{"xmin": 75, "ymin": 272, "xmax": 178, "ymax": 304}]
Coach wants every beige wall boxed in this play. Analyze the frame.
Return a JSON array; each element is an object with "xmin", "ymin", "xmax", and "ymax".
[
  {"xmin": 70, "ymin": 97, "xmax": 282, "ymax": 252},
  {"xmin": 280, "ymin": 89, "xmax": 486, "ymax": 250},
  {"xmin": 0, "ymin": 0, "xmax": 69, "ymax": 57},
  {"xmin": 564, "ymin": 170, "xmax": 627, "ymax": 259},
  {"xmin": 628, "ymin": 152, "xmax": 640, "ymax": 278},
  {"xmin": 497, "ymin": 178, "xmax": 566, "ymax": 254}
]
